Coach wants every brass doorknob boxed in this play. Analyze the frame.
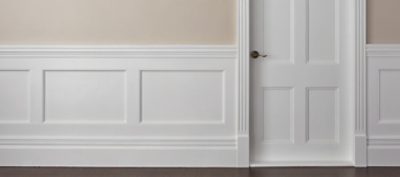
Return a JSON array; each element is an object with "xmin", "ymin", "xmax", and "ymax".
[{"xmin": 251, "ymin": 50, "xmax": 268, "ymax": 59}]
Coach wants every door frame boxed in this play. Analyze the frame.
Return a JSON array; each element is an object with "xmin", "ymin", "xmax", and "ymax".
[
  {"xmin": 238, "ymin": 0, "xmax": 366, "ymax": 167},
  {"xmin": 236, "ymin": 0, "xmax": 251, "ymax": 167},
  {"xmin": 354, "ymin": 0, "xmax": 367, "ymax": 167}
]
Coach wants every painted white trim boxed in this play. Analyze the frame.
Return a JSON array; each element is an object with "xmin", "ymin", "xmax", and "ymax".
[
  {"xmin": 236, "ymin": 0, "xmax": 250, "ymax": 167},
  {"xmin": 251, "ymin": 161, "xmax": 354, "ymax": 167},
  {"xmin": 353, "ymin": 2, "xmax": 400, "ymax": 169},
  {"xmin": 368, "ymin": 136, "xmax": 400, "ymax": 166},
  {"xmin": 0, "ymin": 136, "xmax": 236, "ymax": 148},
  {"xmin": 0, "ymin": 149, "xmax": 238, "ymax": 167},
  {"xmin": 369, "ymin": 137, "xmax": 400, "ymax": 146},
  {"xmin": 365, "ymin": 45, "xmax": 400, "ymax": 166},
  {"xmin": 368, "ymin": 137, "xmax": 400, "ymax": 166},
  {"xmin": 0, "ymin": 45, "xmax": 236, "ymax": 59},
  {"xmin": 366, "ymin": 44, "xmax": 400, "ymax": 56},
  {"xmin": 355, "ymin": 0, "xmax": 368, "ymax": 167},
  {"xmin": 0, "ymin": 44, "xmax": 240, "ymax": 167}
]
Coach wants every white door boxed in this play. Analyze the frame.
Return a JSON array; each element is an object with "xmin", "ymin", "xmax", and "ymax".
[{"xmin": 250, "ymin": 0, "xmax": 353, "ymax": 165}]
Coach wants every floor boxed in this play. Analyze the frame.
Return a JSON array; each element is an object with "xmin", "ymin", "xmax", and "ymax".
[{"xmin": 0, "ymin": 168, "xmax": 399, "ymax": 177}]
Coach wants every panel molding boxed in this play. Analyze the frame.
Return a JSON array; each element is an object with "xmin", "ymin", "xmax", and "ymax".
[
  {"xmin": 43, "ymin": 70, "xmax": 128, "ymax": 124},
  {"xmin": 366, "ymin": 44, "xmax": 400, "ymax": 166},
  {"xmin": 377, "ymin": 69, "xmax": 400, "ymax": 124},
  {"xmin": 139, "ymin": 69, "xmax": 226, "ymax": 125},
  {"xmin": 0, "ymin": 70, "xmax": 31, "ymax": 124},
  {"xmin": 0, "ymin": 43, "xmax": 240, "ymax": 167}
]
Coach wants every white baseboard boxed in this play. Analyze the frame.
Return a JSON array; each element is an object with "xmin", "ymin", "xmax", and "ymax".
[
  {"xmin": 0, "ymin": 148, "xmax": 237, "ymax": 167},
  {"xmin": 0, "ymin": 137, "xmax": 238, "ymax": 167},
  {"xmin": 250, "ymin": 161, "xmax": 354, "ymax": 167},
  {"xmin": 368, "ymin": 137, "xmax": 400, "ymax": 166},
  {"xmin": 368, "ymin": 147, "xmax": 400, "ymax": 166}
]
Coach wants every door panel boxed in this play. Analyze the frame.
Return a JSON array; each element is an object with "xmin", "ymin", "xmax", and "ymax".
[{"xmin": 251, "ymin": 0, "xmax": 351, "ymax": 164}]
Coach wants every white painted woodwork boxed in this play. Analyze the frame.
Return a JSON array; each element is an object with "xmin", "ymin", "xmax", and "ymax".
[
  {"xmin": 0, "ymin": 0, "xmax": 365, "ymax": 167},
  {"xmin": 262, "ymin": 88, "xmax": 293, "ymax": 144},
  {"xmin": 251, "ymin": 0, "xmax": 354, "ymax": 165},
  {"xmin": 45, "ymin": 70, "xmax": 126, "ymax": 124},
  {"xmin": 0, "ymin": 46, "xmax": 239, "ymax": 167},
  {"xmin": 237, "ymin": 0, "xmax": 251, "ymax": 167},
  {"xmin": 306, "ymin": 88, "xmax": 339, "ymax": 143},
  {"xmin": 141, "ymin": 70, "xmax": 224, "ymax": 124},
  {"xmin": 0, "ymin": 70, "xmax": 30, "ymax": 123},
  {"xmin": 367, "ymin": 45, "xmax": 400, "ymax": 166},
  {"xmin": 352, "ymin": 1, "xmax": 400, "ymax": 167},
  {"xmin": 0, "ymin": 0, "xmax": 252, "ymax": 166},
  {"xmin": 355, "ymin": 0, "xmax": 367, "ymax": 167}
]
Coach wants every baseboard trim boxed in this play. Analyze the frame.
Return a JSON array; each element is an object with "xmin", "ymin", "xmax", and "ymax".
[
  {"xmin": 367, "ymin": 137, "xmax": 400, "ymax": 166},
  {"xmin": 0, "ymin": 137, "xmax": 237, "ymax": 167},
  {"xmin": 250, "ymin": 161, "xmax": 354, "ymax": 167},
  {"xmin": 368, "ymin": 147, "xmax": 400, "ymax": 166},
  {"xmin": 0, "ymin": 148, "xmax": 237, "ymax": 167}
]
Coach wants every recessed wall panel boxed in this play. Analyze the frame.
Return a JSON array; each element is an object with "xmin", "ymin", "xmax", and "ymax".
[
  {"xmin": 141, "ymin": 70, "xmax": 224, "ymax": 124},
  {"xmin": 44, "ymin": 70, "xmax": 126, "ymax": 123},
  {"xmin": 308, "ymin": 0, "xmax": 336, "ymax": 62},
  {"xmin": 0, "ymin": 70, "xmax": 29, "ymax": 123},
  {"xmin": 262, "ymin": 88, "xmax": 293, "ymax": 143},
  {"xmin": 379, "ymin": 70, "xmax": 400, "ymax": 122}
]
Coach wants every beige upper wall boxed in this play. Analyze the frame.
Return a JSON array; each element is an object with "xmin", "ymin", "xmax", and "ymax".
[
  {"xmin": 1, "ymin": 0, "xmax": 395, "ymax": 45},
  {"xmin": 367, "ymin": 0, "xmax": 400, "ymax": 44},
  {"xmin": 0, "ymin": 0, "xmax": 236, "ymax": 45}
]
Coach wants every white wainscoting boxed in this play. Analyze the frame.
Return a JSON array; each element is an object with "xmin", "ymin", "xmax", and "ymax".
[
  {"xmin": 367, "ymin": 45, "xmax": 400, "ymax": 166},
  {"xmin": 0, "ymin": 45, "xmax": 241, "ymax": 167}
]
